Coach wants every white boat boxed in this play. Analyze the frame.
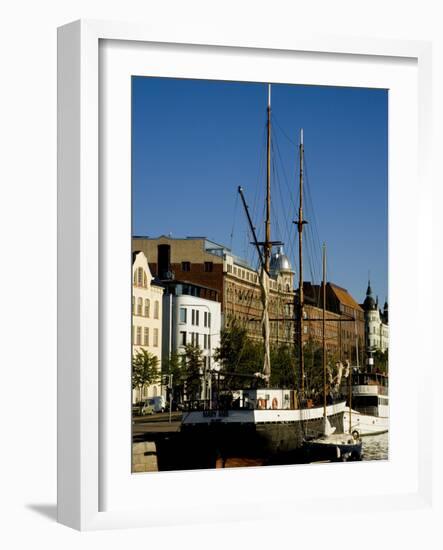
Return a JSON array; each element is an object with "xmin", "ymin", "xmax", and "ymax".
[
  {"xmin": 342, "ymin": 365, "xmax": 389, "ymax": 438},
  {"xmin": 302, "ymin": 417, "xmax": 362, "ymax": 462}
]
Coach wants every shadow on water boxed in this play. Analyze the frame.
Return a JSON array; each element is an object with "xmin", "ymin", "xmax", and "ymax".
[{"xmin": 135, "ymin": 431, "xmax": 388, "ymax": 471}]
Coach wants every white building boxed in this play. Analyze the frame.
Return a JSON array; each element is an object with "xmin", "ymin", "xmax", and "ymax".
[
  {"xmin": 132, "ymin": 251, "xmax": 164, "ymax": 402},
  {"xmin": 362, "ymin": 281, "xmax": 389, "ymax": 352},
  {"xmin": 162, "ymin": 281, "xmax": 221, "ymax": 400}
]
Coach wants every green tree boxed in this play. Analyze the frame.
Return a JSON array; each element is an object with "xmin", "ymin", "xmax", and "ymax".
[
  {"xmin": 302, "ymin": 339, "xmax": 323, "ymax": 401},
  {"xmin": 132, "ymin": 349, "xmax": 160, "ymax": 404},
  {"xmin": 269, "ymin": 343, "xmax": 297, "ymax": 389},
  {"xmin": 182, "ymin": 344, "xmax": 204, "ymax": 401},
  {"xmin": 162, "ymin": 352, "xmax": 186, "ymax": 404},
  {"xmin": 373, "ymin": 349, "xmax": 389, "ymax": 374},
  {"xmin": 213, "ymin": 318, "xmax": 264, "ymax": 387}
]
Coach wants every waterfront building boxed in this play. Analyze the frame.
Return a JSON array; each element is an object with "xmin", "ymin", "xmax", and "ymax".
[
  {"xmin": 161, "ymin": 280, "xmax": 221, "ymax": 400},
  {"xmin": 132, "ymin": 236, "xmax": 295, "ymax": 346},
  {"xmin": 132, "ymin": 251, "xmax": 164, "ymax": 402},
  {"xmin": 362, "ymin": 281, "xmax": 389, "ymax": 352},
  {"xmin": 303, "ymin": 282, "xmax": 365, "ymax": 363}
]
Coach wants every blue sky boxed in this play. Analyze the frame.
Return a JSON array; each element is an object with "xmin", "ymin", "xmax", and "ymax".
[{"xmin": 132, "ymin": 77, "xmax": 388, "ymax": 305}]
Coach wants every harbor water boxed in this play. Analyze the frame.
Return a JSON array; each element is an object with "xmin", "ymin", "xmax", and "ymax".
[{"xmin": 361, "ymin": 432, "xmax": 389, "ymax": 461}]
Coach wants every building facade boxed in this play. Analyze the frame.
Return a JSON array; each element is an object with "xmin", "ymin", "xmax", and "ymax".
[
  {"xmin": 132, "ymin": 236, "xmax": 295, "ymax": 346},
  {"xmin": 132, "ymin": 251, "xmax": 164, "ymax": 402},
  {"xmin": 162, "ymin": 280, "xmax": 221, "ymax": 400},
  {"xmin": 362, "ymin": 281, "xmax": 389, "ymax": 352},
  {"xmin": 303, "ymin": 282, "xmax": 365, "ymax": 364}
]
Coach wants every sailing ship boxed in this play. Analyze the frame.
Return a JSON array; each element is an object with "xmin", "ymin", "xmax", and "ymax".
[{"xmin": 180, "ymin": 84, "xmax": 347, "ymax": 466}]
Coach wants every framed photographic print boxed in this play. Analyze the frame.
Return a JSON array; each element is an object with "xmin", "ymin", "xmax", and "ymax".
[{"xmin": 57, "ymin": 19, "xmax": 433, "ymax": 531}]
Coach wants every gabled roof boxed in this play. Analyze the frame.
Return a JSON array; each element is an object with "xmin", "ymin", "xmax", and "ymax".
[{"xmin": 329, "ymin": 283, "xmax": 363, "ymax": 311}]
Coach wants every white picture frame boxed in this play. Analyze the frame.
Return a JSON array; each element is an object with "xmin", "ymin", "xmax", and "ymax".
[{"xmin": 57, "ymin": 19, "xmax": 433, "ymax": 531}]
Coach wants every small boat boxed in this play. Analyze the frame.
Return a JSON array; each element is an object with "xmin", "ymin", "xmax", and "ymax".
[
  {"xmin": 301, "ymin": 245, "xmax": 362, "ymax": 463},
  {"xmin": 303, "ymin": 418, "xmax": 362, "ymax": 462}
]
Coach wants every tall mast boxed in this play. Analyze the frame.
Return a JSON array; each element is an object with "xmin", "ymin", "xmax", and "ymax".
[
  {"xmin": 296, "ymin": 129, "xmax": 306, "ymax": 402},
  {"xmin": 265, "ymin": 84, "xmax": 272, "ymax": 273},
  {"xmin": 322, "ymin": 243, "xmax": 327, "ymax": 420}
]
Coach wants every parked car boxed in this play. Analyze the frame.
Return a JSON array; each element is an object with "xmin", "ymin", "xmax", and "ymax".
[
  {"xmin": 142, "ymin": 395, "xmax": 166, "ymax": 414},
  {"xmin": 140, "ymin": 400, "xmax": 156, "ymax": 415},
  {"xmin": 132, "ymin": 400, "xmax": 155, "ymax": 416}
]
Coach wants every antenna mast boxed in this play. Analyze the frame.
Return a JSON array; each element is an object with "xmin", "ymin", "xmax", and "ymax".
[
  {"xmin": 322, "ymin": 242, "xmax": 327, "ymax": 420},
  {"xmin": 265, "ymin": 84, "xmax": 272, "ymax": 273},
  {"xmin": 295, "ymin": 129, "xmax": 307, "ymax": 403}
]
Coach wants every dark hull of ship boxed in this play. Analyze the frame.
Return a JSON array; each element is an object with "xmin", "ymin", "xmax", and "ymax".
[{"xmin": 168, "ymin": 408, "xmax": 345, "ymax": 469}]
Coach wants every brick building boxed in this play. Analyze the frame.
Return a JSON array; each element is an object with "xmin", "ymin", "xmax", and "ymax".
[
  {"xmin": 132, "ymin": 236, "xmax": 295, "ymax": 346},
  {"xmin": 303, "ymin": 282, "xmax": 365, "ymax": 364}
]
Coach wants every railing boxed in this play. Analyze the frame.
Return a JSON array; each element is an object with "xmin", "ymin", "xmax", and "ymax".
[
  {"xmin": 182, "ymin": 396, "xmax": 259, "ymax": 412},
  {"xmin": 352, "ymin": 384, "xmax": 388, "ymax": 396}
]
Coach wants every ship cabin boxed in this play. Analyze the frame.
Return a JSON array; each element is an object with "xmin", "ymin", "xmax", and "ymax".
[
  {"xmin": 347, "ymin": 371, "xmax": 389, "ymax": 418},
  {"xmin": 229, "ymin": 388, "xmax": 297, "ymax": 410}
]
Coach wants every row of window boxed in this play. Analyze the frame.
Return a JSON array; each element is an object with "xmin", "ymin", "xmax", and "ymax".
[
  {"xmin": 179, "ymin": 331, "xmax": 212, "ymax": 349},
  {"xmin": 366, "ymin": 325, "xmax": 389, "ymax": 336},
  {"xmin": 133, "ymin": 325, "xmax": 159, "ymax": 347},
  {"xmin": 228, "ymin": 265, "xmax": 258, "ymax": 283},
  {"xmin": 181, "ymin": 261, "xmax": 213, "ymax": 272},
  {"xmin": 132, "ymin": 297, "xmax": 160, "ymax": 318},
  {"xmin": 226, "ymin": 286, "xmax": 293, "ymax": 310},
  {"xmin": 179, "ymin": 307, "xmax": 212, "ymax": 328},
  {"xmin": 227, "ymin": 265, "xmax": 291, "ymax": 292}
]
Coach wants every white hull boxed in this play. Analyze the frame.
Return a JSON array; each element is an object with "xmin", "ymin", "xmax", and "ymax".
[
  {"xmin": 182, "ymin": 401, "xmax": 347, "ymax": 425},
  {"xmin": 343, "ymin": 407, "xmax": 389, "ymax": 437}
]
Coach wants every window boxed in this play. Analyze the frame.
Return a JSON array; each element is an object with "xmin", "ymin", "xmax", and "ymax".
[
  {"xmin": 227, "ymin": 264, "xmax": 232, "ymax": 273},
  {"xmin": 144, "ymin": 327, "xmax": 149, "ymax": 346},
  {"xmin": 204, "ymin": 334, "xmax": 208, "ymax": 349},
  {"xmin": 136, "ymin": 326, "xmax": 142, "ymax": 345},
  {"xmin": 180, "ymin": 331, "xmax": 187, "ymax": 346},
  {"xmin": 191, "ymin": 309, "xmax": 199, "ymax": 326},
  {"xmin": 204, "ymin": 261, "xmax": 213, "ymax": 272},
  {"xmin": 154, "ymin": 300, "xmax": 159, "ymax": 319},
  {"xmin": 137, "ymin": 297, "xmax": 142, "ymax": 316},
  {"xmin": 153, "ymin": 328, "xmax": 159, "ymax": 347},
  {"xmin": 137, "ymin": 267, "xmax": 144, "ymax": 287},
  {"xmin": 179, "ymin": 307, "xmax": 187, "ymax": 323},
  {"xmin": 132, "ymin": 295, "xmax": 135, "ymax": 313},
  {"xmin": 204, "ymin": 311, "xmax": 208, "ymax": 327},
  {"xmin": 189, "ymin": 332, "xmax": 200, "ymax": 347},
  {"xmin": 144, "ymin": 299, "xmax": 150, "ymax": 317},
  {"xmin": 182, "ymin": 261, "xmax": 191, "ymax": 272}
]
